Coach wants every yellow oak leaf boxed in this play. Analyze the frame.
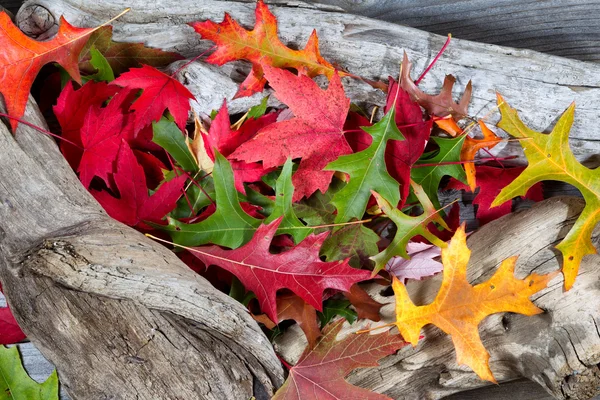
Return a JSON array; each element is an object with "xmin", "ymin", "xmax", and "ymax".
[
  {"xmin": 392, "ymin": 224, "xmax": 556, "ymax": 382},
  {"xmin": 492, "ymin": 94, "xmax": 599, "ymax": 290}
]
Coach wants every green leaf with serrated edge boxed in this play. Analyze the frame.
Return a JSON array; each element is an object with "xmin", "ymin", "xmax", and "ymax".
[
  {"xmin": 318, "ymin": 299, "xmax": 357, "ymax": 326},
  {"xmin": 321, "ymin": 224, "xmax": 379, "ymax": 268},
  {"xmin": 264, "ymin": 159, "xmax": 313, "ymax": 243},
  {"xmin": 170, "ymin": 173, "xmax": 215, "ymax": 219},
  {"xmin": 411, "ymin": 135, "xmax": 467, "ymax": 208},
  {"xmin": 371, "ymin": 182, "xmax": 448, "ymax": 274},
  {"xmin": 0, "ymin": 346, "xmax": 58, "ymax": 400},
  {"xmin": 152, "ymin": 118, "xmax": 198, "ymax": 172},
  {"xmin": 325, "ymin": 108, "xmax": 404, "ymax": 222},
  {"xmin": 81, "ymin": 47, "xmax": 115, "ymax": 83},
  {"xmin": 293, "ymin": 178, "xmax": 344, "ymax": 229},
  {"xmin": 164, "ymin": 151, "xmax": 262, "ymax": 248},
  {"xmin": 492, "ymin": 94, "xmax": 600, "ymax": 290},
  {"xmin": 248, "ymin": 96, "xmax": 269, "ymax": 119},
  {"xmin": 79, "ymin": 26, "xmax": 183, "ymax": 75}
]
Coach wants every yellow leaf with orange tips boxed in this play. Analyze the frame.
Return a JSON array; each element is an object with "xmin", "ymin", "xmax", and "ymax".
[{"xmin": 392, "ymin": 224, "xmax": 556, "ymax": 382}]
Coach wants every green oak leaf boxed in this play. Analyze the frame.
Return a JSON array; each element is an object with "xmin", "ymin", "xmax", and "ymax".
[
  {"xmin": 152, "ymin": 118, "xmax": 198, "ymax": 172},
  {"xmin": 492, "ymin": 94, "xmax": 600, "ymax": 290},
  {"xmin": 293, "ymin": 178, "xmax": 344, "ymax": 229},
  {"xmin": 317, "ymin": 299, "xmax": 357, "ymax": 326},
  {"xmin": 264, "ymin": 159, "xmax": 313, "ymax": 243},
  {"xmin": 371, "ymin": 182, "xmax": 448, "ymax": 274},
  {"xmin": 170, "ymin": 173, "xmax": 215, "ymax": 219},
  {"xmin": 164, "ymin": 151, "xmax": 261, "ymax": 248},
  {"xmin": 81, "ymin": 47, "xmax": 115, "ymax": 83},
  {"xmin": 247, "ymin": 96, "xmax": 269, "ymax": 119},
  {"xmin": 321, "ymin": 224, "xmax": 379, "ymax": 268},
  {"xmin": 325, "ymin": 108, "xmax": 404, "ymax": 222},
  {"xmin": 411, "ymin": 135, "xmax": 467, "ymax": 208},
  {"xmin": 0, "ymin": 346, "xmax": 58, "ymax": 400}
]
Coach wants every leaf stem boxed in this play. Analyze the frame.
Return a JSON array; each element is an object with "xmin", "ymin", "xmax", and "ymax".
[
  {"xmin": 0, "ymin": 112, "xmax": 82, "ymax": 149},
  {"xmin": 414, "ymin": 34, "xmax": 452, "ymax": 85}
]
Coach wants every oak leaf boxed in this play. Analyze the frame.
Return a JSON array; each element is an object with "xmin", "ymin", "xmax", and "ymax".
[
  {"xmin": 231, "ymin": 65, "xmax": 351, "ymax": 200},
  {"xmin": 492, "ymin": 94, "xmax": 599, "ymax": 290},
  {"xmin": 277, "ymin": 293, "xmax": 321, "ymax": 349},
  {"xmin": 400, "ymin": 52, "xmax": 472, "ymax": 120},
  {"xmin": 0, "ymin": 345, "xmax": 58, "ymax": 399},
  {"xmin": 392, "ymin": 224, "xmax": 556, "ymax": 381},
  {"xmin": 386, "ymin": 241, "xmax": 443, "ymax": 283},
  {"xmin": 190, "ymin": 0, "xmax": 341, "ymax": 98},
  {"xmin": 458, "ymin": 121, "xmax": 502, "ymax": 191},
  {"xmin": 0, "ymin": 12, "xmax": 91, "ymax": 131},
  {"xmin": 344, "ymin": 284, "xmax": 384, "ymax": 322},
  {"xmin": 0, "ymin": 286, "xmax": 25, "ymax": 345},
  {"xmin": 272, "ymin": 319, "xmax": 406, "ymax": 400},
  {"xmin": 188, "ymin": 218, "xmax": 372, "ymax": 322}
]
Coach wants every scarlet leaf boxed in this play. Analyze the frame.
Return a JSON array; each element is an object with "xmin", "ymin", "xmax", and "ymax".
[
  {"xmin": 188, "ymin": 218, "xmax": 371, "ymax": 322},
  {"xmin": 0, "ymin": 288, "xmax": 25, "ymax": 345},
  {"xmin": 492, "ymin": 95, "xmax": 599, "ymax": 290},
  {"xmin": 447, "ymin": 165, "xmax": 543, "ymax": 225},
  {"xmin": 0, "ymin": 12, "xmax": 91, "ymax": 131},
  {"xmin": 392, "ymin": 225, "xmax": 556, "ymax": 381},
  {"xmin": 231, "ymin": 65, "xmax": 351, "ymax": 200},
  {"xmin": 92, "ymin": 142, "xmax": 186, "ymax": 227},
  {"xmin": 400, "ymin": 52, "xmax": 472, "ymax": 120},
  {"xmin": 79, "ymin": 26, "xmax": 183, "ymax": 75},
  {"xmin": 385, "ymin": 78, "xmax": 432, "ymax": 206},
  {"xmin": 272, "ymin": 319, "xmax": 406, "ymax": 400},
  {"xmin": 190, "ymin": 0, "xmax": 340, "ymax": 98},
  {"xmin": 111, "ymin": 65, "xmax": 194, "ymax": 133}
]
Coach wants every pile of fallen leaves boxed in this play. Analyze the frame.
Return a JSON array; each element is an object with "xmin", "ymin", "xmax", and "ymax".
[{"xmin": 0, "ymin": 1, "xmax": 597, "ymax": 398}]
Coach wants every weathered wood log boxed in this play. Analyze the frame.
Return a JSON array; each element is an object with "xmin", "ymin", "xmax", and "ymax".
[
  {"xmin": 15, "ymin": 0, "xmax": 600, "ymax": 165},
  {"xmin": 275, "ymin": 197, "xmax": 600, "ymax": 400},
  {"xmin": 5, "ymin": 1, "xmax": 600, "ymax": 399},
  {"xmin": 0, "ymin": 98, "xmax": 283, "ymax": 399}
]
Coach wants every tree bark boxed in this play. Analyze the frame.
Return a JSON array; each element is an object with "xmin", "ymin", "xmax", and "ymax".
[{"xmin": 4, "ymin": 1, "xmax": 600, "ymax": 399}]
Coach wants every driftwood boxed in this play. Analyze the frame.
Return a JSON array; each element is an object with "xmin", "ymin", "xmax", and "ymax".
[{"xmin": 3, "ymin": 0, "xmax": 600, "ymax": 399}]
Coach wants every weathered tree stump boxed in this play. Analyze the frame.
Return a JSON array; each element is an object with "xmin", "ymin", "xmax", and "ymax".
[{"xmin": 2, "ymin": 1, "xmax": 600, "ymax": 399}]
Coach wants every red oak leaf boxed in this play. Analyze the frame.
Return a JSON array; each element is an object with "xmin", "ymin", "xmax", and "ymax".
[
  {"xmin": 385, "ymin": 78, "xmax": 432, "ymax": 206},
  {"xmin": 447, "ymin": 165, "xmax": 543, "ymax": 225},
  {"xmin": 0, "ymin": 12, "xmax": 91, "ymax": 131},
  {"xmin": 111, "ymin": 64, "xmax": 194, "ymax": 133},
  {"xmin": 0, "ymin": 286, "xmax": 26, "ymax": 345},
  {"xmin": 54, "ymin": 81, "xmax": 119, "ymax": 169},
  {"xmin": 189, "ymin": 218, "xmax": 371, "ymax": 322},
  {"xmin": 203, "ymin": 101, "xmax": 277, "ymax": 192},
  {"xmin": 231, "ymin": 65, "xmax": 351, "ymax": 200},
  {"xmin": 91, "ymin": 142, "xmax": 186, "ymax": 228},
  {"xmin": 272, "ymin": 319, "xmax": 406, "ymax": 400}
]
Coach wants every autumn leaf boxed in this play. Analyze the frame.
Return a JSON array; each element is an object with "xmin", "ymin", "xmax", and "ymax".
[
  {"xmin": 386, "ymin": 241, "xmax": 443, "ymax": 283},
  {"xmin": 188, "ymin": 218, "xmax": 372, "ymax": 322},
  {"xmin": 79, "ymin": 25, "xmax": 183, "ymax": 75},
  {"xmin": 411, "ymin": 135, "xmax": 467, "ymax": 208},
  {"xmin": 447, "ymin": 165, "xmax": 543, "ymax": 225},
  {"xmin": 320, "ymin": 224, "xmax": 380, "ymax": 269},
  {"xmin": 344, "ymin": 284, "xmax": 384, "ymax": 322},
  {"xmin": 272, "ymin": 319, "xmax": 406, "ymax": 400},
  {"xmin": 91, "ymin": 142, "xmax": 186, "ymax": 228},
  {"xmin": 190, "ymin": 0, "xmax": 341, "ymax": 98},
  {"xmin": 392, "ymin": 224, "xmax": 556, "ymax": 381},
  {"xmin": 0, "ymin": 12, "xmax": 92, "ymax": 131},
  {"xmin": 231, "ymin": 65, "xmax": 351, "ymax": 200},
  {"xmin": 276, "ymin": 293, "xmax": 321, "ymax": 348},
  {"xmin": 325, "ymin": 107, "xmax": 404, "ymax": 222},
  {"xmin": 492, "ymin": 94, "xmax": 599, "ymax": 290},
  {"xmin": 111, "ymin": 64, "xmax": 195, "ymax": 133},
  {"xmin": 164, "ymin": 151, "xmax": 262, "ymax": 248},
  {"xmin": 400, "ymin": 52, "xmax": 472, "ymax": 120},
  {"xmin": 0, "ymin": 286, "xmax": 25, "ymax": 345},
  {"xmin": 371, "ymin": 182, "xmax": 449, "ymax": 274},
  {"xmin": 460, "ymin": 121, "xmax": 502, "ymax": 191},
  {"xmin": 0, "ymin": 345, "xmax": 58, "ymax": 399}
]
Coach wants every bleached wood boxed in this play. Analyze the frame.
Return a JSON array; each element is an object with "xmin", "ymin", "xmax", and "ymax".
[
  {"xmin": 15, "ymin": 0, "xmax": 600, "ymax": 165},
  {"xmin": 0, "ymin": 98, "xmax": 283, "ymax": 399}
]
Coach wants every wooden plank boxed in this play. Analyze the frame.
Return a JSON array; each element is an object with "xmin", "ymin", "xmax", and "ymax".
[{"xmin": 314, "ymin": 0, "xmax": 600, "ymax": 62}]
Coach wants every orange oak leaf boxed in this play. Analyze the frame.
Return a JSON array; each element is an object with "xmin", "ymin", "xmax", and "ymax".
[
  {"xmin": 344, "ymin": 284, "xmax": 384, "ymax": 322},
  {"xmin": 277, "ymin": 293, "xmax": 321, "ymax": 348},
  {"xmin": 190, "ymin": 0, "xmax": 342, "ymax": 98},
  {"xmin": 0, "ymin": 12, "xmax": 92, "ymax": 131},
  {"xmin": 460, "ymin": 121, "xmax": 502, "ymax": 191},
  {"xmin": 272, "ymin": 319, "xmax": 407, "ymax": 400},
  {"xmin": 392, "ymin": 224, "xmax": 557, "ymax": 382},
  {"xmin": 400, "ymin": 52, "xmax": 472, "ymax": 120}
]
